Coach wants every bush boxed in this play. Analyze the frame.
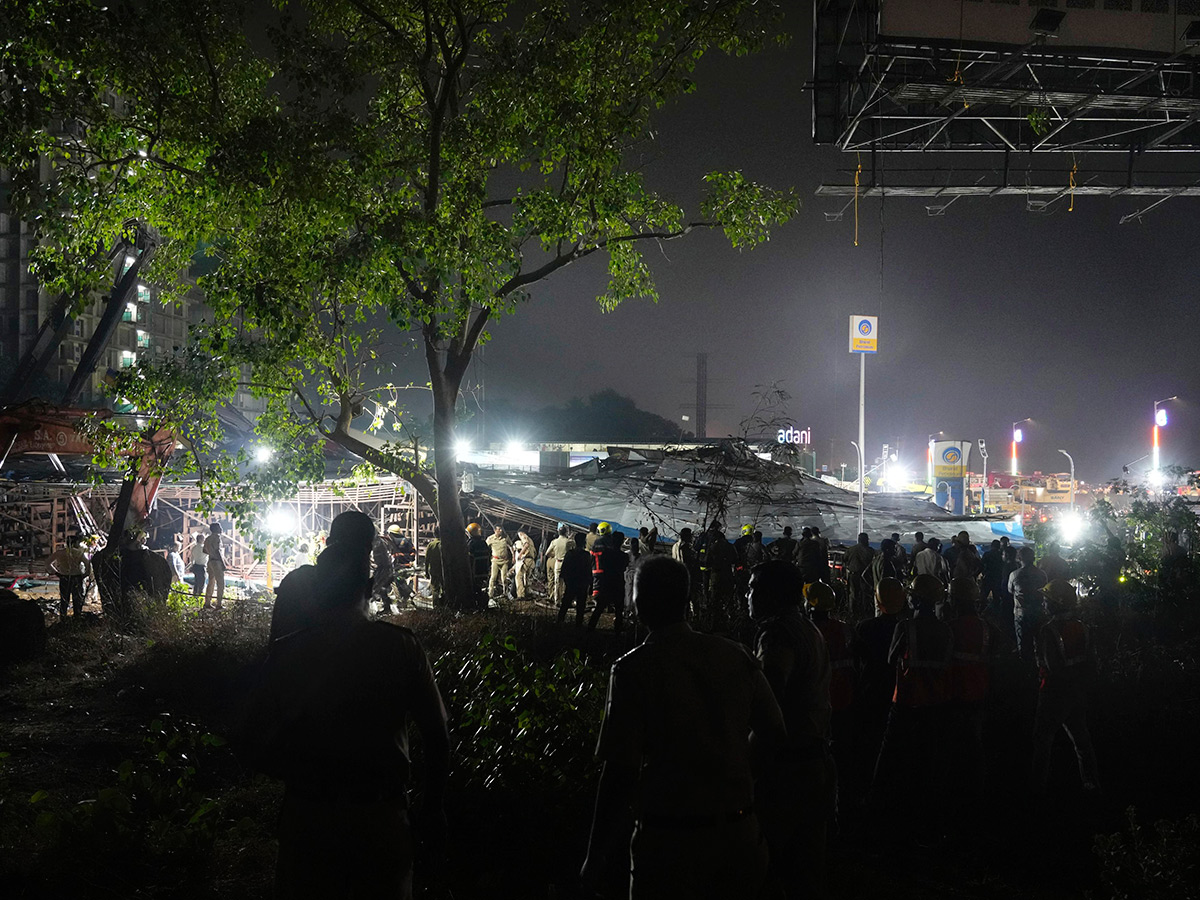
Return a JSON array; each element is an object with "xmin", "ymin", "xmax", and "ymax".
[{"xmin": 1094, "ymin": 807, "xmax": 1200, "ymax": 900}]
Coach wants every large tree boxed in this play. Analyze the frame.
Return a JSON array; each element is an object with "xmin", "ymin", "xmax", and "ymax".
[{"xmin": 1, "ymin": 0, "xmax": 796, "ymax": 608}]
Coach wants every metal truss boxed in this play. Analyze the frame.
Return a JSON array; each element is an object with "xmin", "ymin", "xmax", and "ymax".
[{"xmin": 812, "ymin": 1, "xmax": 1200, "ymax": 217}]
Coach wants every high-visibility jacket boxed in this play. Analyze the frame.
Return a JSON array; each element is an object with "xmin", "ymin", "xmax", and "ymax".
[
  {"xmin": 948, "ymin": 615, "xmax": 991, "ymax": 703},
  {"xmin": 893, "ymin": 618, "xmax": 954, "ymax": 708},
  {"xmin": 1038, "ymin": 617, "xmax": 1090, "ymax": 690},
  {"xmin": 817, "ymin": 617, "xmax": 856, "ymax": 712}
]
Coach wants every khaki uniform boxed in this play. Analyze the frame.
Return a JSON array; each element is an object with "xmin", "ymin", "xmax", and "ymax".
[
  {"xmin": 48, "ymin": 546, "xmax": 91, "ymax": 618},
  {"xmin": 545, "ymin": 535, "xmax": 571, "ymax": 601},
  {"xmin": 514, "ymin": 533, "xmax": 537, "ymax": 599},
  {"xmin": 203, "ymin": 532, "xmax": 227, "ymax": 608},
  {"xmin": 596, "ymin": 622, "xmax": 785, "ymax": 899},
  {"xmin": 486, "ymin": 532, "xmax": 514, "ymax": 599}
]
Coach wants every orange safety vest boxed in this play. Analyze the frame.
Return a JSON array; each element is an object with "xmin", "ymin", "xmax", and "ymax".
[
  {"xmin": 893, "ymin": 619, "xmax": 953, "ymax": 708},
  {"xmin": 817, "ymin": 618, "xmax": 856, "ymax": 712},
  {"xmin": 948, "ymin": 615, "xmax": 991, "ymax": 704}
]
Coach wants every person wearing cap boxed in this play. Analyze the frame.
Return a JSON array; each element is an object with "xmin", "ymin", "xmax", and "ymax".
[
  {"xmin": 854, "ymin": 578, "xmax": 907, "ymax": 799},
  {"xmin": 842, "ymin": 532, "xmax": 877, "ymax": 622},
  {"xmin": 751, "ymin": 560, "xmax": 833, "ymax": 900},
  {"xmin": 581, "ymin": 556, "xmax": 785, "ymax": 899},
  {"xmin": 1032, "ymin": 580, "xmax": 1100, "ymax": 795},
  {"xmin": 48, "ymin": 538, "xmax": 92, "ymax": 619},
  {"xmin": 245, "ymin": 510, "xmax": 450, "ymax": 900},
  {"xmin": 514, "ymin": 530, "xmax": 537, "ymax": 600},
  {"xmin": 870, "ymin": 574, "xmax": 954, "ymax": 836},
  {"xmin": 545, "ymin": 524, "xmax": 572, "ymax": 604}
]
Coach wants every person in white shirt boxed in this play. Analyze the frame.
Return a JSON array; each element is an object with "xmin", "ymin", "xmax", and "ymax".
[{"xmin": 188, "ymin": 532, "xmax": 208, "ymax": 597}]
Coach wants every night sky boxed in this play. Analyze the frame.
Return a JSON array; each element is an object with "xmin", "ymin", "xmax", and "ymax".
[{"xmin": 400, "ymin": 11, "xmax": 1200, "ymax": 485}]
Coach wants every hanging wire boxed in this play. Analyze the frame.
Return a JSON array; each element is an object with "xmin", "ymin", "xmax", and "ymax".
[
  {"xmin": 1069, "ymin": 154, "xmax": 1078, "ymax": 212},
  {"xmin": 854, "ymin": 153, "xmax": 862, "ymax": 246}
]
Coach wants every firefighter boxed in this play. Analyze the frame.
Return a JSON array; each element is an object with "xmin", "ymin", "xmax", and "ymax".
[
  {"xmin": 1032, "ymin": 580, "xmax": 1100, "ymax": 796},
  {"xmin": 588, "ymin": 531, "xmax": 629, "ymax": 632}
]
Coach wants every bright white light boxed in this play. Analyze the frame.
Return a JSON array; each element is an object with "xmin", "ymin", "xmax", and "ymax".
[
  {"xmin": 1156, "ymin": 408, "xmax": 1169, "ymax": 427},
  {"xmin": 1150, "ymin": 469, "xmax": 1165, "ymax": 486},
  {"xmin": 454, "ymin": 439, "xmax": 471, "ymax": 457},
  {"xmin": 1013, "ymin": 428, "xmax": 1024, "ymax": 443},
  {"xmin": 255, "ymin": 446, "xmax": 273, "ymax": 463},
  {"xmin": 890, "ymin": 466, "xmax": 910, "ymax": 487},
  {"xmin": 1058, "ymin": 510, "xmax": 1085, "ymax": 546},
  {"xmin": 506, "ymin": 440, "xmax": 523, "ymax": 457},
  {"xmin": 265, "ymin": 507, "xmax": 297, "ymax": 535}
]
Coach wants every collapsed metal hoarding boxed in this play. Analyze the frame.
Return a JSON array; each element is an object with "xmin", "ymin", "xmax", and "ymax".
[{"xmin": 470, "ymin": 447, "xmax": 1023, "ymax": 548}]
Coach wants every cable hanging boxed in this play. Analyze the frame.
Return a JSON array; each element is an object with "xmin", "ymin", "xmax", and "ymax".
[{"xmin": 854, "ymin": 153, "xmax": 862, "ymax": 246}]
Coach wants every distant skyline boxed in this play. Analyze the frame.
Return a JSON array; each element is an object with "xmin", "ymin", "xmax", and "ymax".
[{"xmin": 383, "ymin": 10, "xmax": 1200, "ymax": 484}]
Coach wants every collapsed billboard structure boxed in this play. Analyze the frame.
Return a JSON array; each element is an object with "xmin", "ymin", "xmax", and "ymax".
[{"xmin": 469, "ymin": 445, "xmax": 1022, "ymax": 548}]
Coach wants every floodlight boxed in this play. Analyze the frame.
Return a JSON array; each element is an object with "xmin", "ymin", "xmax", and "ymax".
[
  {"xmin": 454, "ymin": 439, "xmax": 471, "ymax": 456},
  {"xmin": 506, "ymin": 440, "xmax": 523, "ymax": 457},
  {"xmin": 1156, "ymin": 408, "xmax": 1168, "ymax": 428},
  {"xmin": 1058, "ymin": 510, "xmax": 1085, "ymax": 546},
  {"xmin": 255, "ymin": 446, "xmax": 274, "ymax": 463},
  {"xmin": 1030, "ymin": 9, "xmax": 1066, "ymax": 36},
  {"xmin": 265, "ymin": 507, "xmax": 297, "ymax": 535}
]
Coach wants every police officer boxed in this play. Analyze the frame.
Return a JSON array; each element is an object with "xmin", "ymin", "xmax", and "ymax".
[
  {"xmin": 545, "ymin": 524, "xmax": 572, "ymax": 604},
  {"xmin": 486, "ymin": 526, "xmax": 514, "ymax": 600},
  {"xmin": 47, "ymin": 538, "xmax": 91, "ymax": 619}
]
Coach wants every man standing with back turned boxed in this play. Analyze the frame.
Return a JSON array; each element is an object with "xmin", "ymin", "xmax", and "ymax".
[{"xmin": 581, "ymin": 555, "xmax": 785, "ymax": 899}]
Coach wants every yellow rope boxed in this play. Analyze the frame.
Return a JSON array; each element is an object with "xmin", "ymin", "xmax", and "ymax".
[
  {"xmin": 854, "ymin": 155, "xmax": 862, "ymax": 246},
  {"xmin": 1069, "ymin": 159, "xmax": 1077, "ymax": 212}
]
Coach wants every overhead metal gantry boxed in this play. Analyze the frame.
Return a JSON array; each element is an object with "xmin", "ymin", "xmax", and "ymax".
[{"xmin": 812, "ymin": 0, "xmax": 1200, "ymax": 219}]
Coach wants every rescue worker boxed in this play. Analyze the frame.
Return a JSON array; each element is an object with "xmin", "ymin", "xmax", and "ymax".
[
  {"xmin": 557, "ymin": 532, "xmax": 592, "ymax": 627},
  {"xmin": 807, "ymin": 580, "xmax": 857, "ymax": 813},
  {"xmin": 424, "ymin": 527, "xmax": 444, "ymax": 606},
  {"xmin": 188, "ymin": 531, "xmax": 208, "ymax": 597},
  {"xmin": 1009, "ymin": 546, "xmax": 1048, "ymax": 664},
  {"xmin": 245, "ymin": 511, "xmax": 450, "ymax": 900},
  {"xmin": 743, "ymin": 530, "xmax": 767, "ymax": 570},
  {"xmin": 733, "ymin": 524, "xmax": 755, "ymax": 608},
  {"xmin": 514, "ymin": 530, "xmax": 537, "ymax": 600},
  {"xmin": 584, "ymin": 522, "xmax": 600, "ymax": 552},
  {"xmin": 580, "ymin": 556, "xmax": 785, "ymax": 899},
  {"xmin": 854, "ymin": 578, "xmax": 907, "ymax": 796},
  {"xmin": 588, "ymin": 531, "xmax": 629, "ymax": 632},
  {"xmin": 486, "ymin": 525, "xmax": 514, "ymax": 601},
  {"xmin": 750, "ymin": 559, "xmax": 833, "ymax": 900},
  {"xmin": 202, "ymin": 522, "xmax": 228, "ymax": 609},
  {"xmin": 1032, "ymin": 580, "xmax": 1100, "ymax": 796},
  {"xmin": 870, "ymin": 538, "xmax": 903, "ymax": 594},
  {"xmin": 372, "ymin": 529, "xmax": 397, "ymax": 615},
  {"xmin": 842, "ymin": 533, "xmax": 877, "ymax": 622},
  {"xmin": 946, "ymin": 576, "xmax": 996, "ymax": 827},
  {"xmin": 671, "ymin": 527, "xmax": 703, "ymax": 620},
  {"xmin": 797, "ymin": 527, "xmax": 824, "ymax": 584},
  {"xmin": 593, "ymin": 521, "xmax": 614, "ymax": 552},
  {"xmin": 47, "ymin": 538, "xmax": 91, "ymax": 619},
  {"xmin": 466, "ymin": 523, "xmax": 490, "ymax": 608},
  {"xmin": 545, "ymin": 524, "xmax": 572, "ymax": 604},
  {"xmin": 769, "ymin": 525, "xmax": 799, "ymax": 566},
  {"xmin": 870, "ymin": 574, "xmax": 954, "ymax": 838}
]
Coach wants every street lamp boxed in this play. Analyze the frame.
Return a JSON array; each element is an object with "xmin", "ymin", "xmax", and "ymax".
[
  {"xmin": 1152, "ymin": 396, "xmax": 1178, "ymax": 475},
  {"xmin": 978, "ymin": 439, "xmax": 989, "ymax": 514},
  {"xmin": 1057, "ymin": 449, "xmax": 1076, "ymax": 512},
  {"xmin": 1011, "ymin": 417, "xmax": 1032, "ymax": 477}
]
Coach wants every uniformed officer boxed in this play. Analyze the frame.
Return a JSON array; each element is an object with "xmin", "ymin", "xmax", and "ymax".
[
  {"xmin": 545, "ymin": 524, "xmax": 572, "ymax": 603},
  {"xmin": 486, "ymin": 526, "xmax": 514, "ymax": 600},
  {"xmin": 581, "ymin": 555, "xmax": 785, "ymax": 899}
]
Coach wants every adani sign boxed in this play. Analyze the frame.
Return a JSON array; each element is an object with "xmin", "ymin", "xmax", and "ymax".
[{"xmin": 777, "ymin": 426, "xmax": 812, "ymax": 446}]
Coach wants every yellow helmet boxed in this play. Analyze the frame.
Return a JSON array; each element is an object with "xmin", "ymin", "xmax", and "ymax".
[
  {"xmin": 804, "ymin": 581, "xmax": 836, "ymax": 612},
  {"xmin": 741, "ymin": 524, "xmax": 754, "ymax": 536},
  {"xmin": 1043, "ymin": 579, "xmax": 1078, "ymax": 612},
  {"xmin": 466, "ymin": 522, "xmax": 481, "ymax": 536},
  {"xmin": 598, "ymin": 522, "xmax": 612, "ymax": 534}
]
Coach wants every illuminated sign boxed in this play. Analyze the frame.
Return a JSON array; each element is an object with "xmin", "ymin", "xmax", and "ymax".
[
  {"xmin": 776, "ymin": 426, "xmax": 813, "ymax": 446},
  {"xmin": 849, "ymin": 315, "xmax": 878, "ymax": 354}
]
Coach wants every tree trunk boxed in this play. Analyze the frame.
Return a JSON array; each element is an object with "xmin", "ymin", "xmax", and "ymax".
[{"xmin": 432, "ymin": 380, "xmax": 474, "ymax": 610}]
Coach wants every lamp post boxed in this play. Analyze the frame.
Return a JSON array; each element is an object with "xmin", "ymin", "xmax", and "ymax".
[
  {"xmin": 978, "ymin": 439, "xmax": 989, "ymax": 514},
  {"xmin": 1057, "ymin": 448, "xmax": 1076, "ymax": 512},
  {"xmin": 1152, "ymin": 396, "xmax": 1178, "ymax": 475},
  {"xmin": 1011, "ymin": 417, "xmax": 1032, "ymax": 477},
  {"xmin": 850, "ymin": 440, "xmax": 865, "ymax": 535}
]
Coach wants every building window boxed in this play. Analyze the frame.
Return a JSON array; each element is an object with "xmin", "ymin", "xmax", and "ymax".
[
  {"xmin": 120, "ymin": 350, "xmax": 137, "ymax": 369},
  {"xmin": 122, "ymin": 302, "xmax": 137, "ymax": 323},
  {"xmin": 136, "ymin": 283, "xmax": 151, "ymax": 303},
  {"xmin": 136, "ymin": 329, "xmax": 150, "ymax": 349}
]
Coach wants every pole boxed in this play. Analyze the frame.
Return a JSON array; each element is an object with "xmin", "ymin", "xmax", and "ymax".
[
  {"xmin": 1058, "ymin": 449, "xmax": 1076, "ymax": 512},
  {"xmin": 982, "ymin": 453, "xmax": 988, "ymax": 514},
  {"xmin": 858, "ymin": 352, "xmax": 866, "ymax": 536}
]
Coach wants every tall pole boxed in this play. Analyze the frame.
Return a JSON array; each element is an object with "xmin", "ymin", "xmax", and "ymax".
[
  {"xmin": 1058, "ymin": 449, "xmax": 1075, "ymax": 512},
  {"xmin": 696, "ymin": 353, "xmax": 708, "ymax": 440},
  {"xmin": 859, "ymin": 352, "xmax": 866, "ymax": 535},
  {"xmin": 1152, "ymin": 396, "xmax": 1176, "ymax": 476},
  {"xmin": 981, "ymin": 453, "xmax": 988, "ymax": 514},
  {"xmin": 1011, "ymin": 417, "xmax": 1031, "ymax": 477}
]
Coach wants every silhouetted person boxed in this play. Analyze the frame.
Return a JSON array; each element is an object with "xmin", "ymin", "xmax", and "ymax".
[
  {"xmin": 188, "ymin": 531, "xmax": 208, "ymax": 597},
  {"xmin": 203, "ymin": 522, "xmax": 227, "ymax": 609},
  {"xmin": 558, "ymin": 533, "xmax": 592, "ymax": 627},
  {"xmin": 842, "ymin": 533, "xmax": 876, "ymax": 621},
  {"xmin": 589, "ymin": 531, "xmax": 630, "ymax": 632},
  {"xmin": 750, "ymin": 559, "xmax": 833, "ymax": 900},
  {"xmin": 797, "ymin": 527, "xmax": 824, "ymax": 584},
  {"xmin": 248, "ymin": 511, "xmax": 450, "ymax": 900},
  {"xmin": 770, "ymin": 526, "xmax": 799, "ymax": 565},
  {"xmin": 48, "ymin": 539, "xmax": 91, "ymax": 619},
  {"xmin": 581, "ymin": 556, "xmax": 785, "ymax": 899},
  {"xmin": 1009, "ymin": 546, "xmax": 1048, "ymax": 663},
  {"xmin": 671, "ymin": 527, "xmax": 703, "ymax": 619},
  {"xmin": 1033, "ymin": 580, "xmax": 1100, "ymax": 796},
  {"xmin": 855, "ymin": 578, "xmax": 907, "ymax": 796}
]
